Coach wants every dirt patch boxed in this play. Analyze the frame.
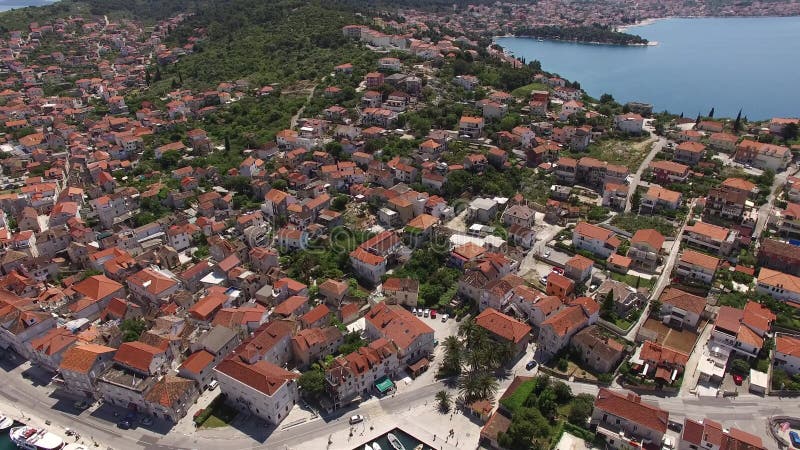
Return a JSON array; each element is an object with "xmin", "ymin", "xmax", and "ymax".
[{"xmin": 640, "ymin": 318, "xmax": 700, "ymax": 355}]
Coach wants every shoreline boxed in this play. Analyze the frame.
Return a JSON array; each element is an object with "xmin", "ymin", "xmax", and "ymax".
[{"xmin": 494, "ymin": 35, "xmax": 657, "ymax": 48}]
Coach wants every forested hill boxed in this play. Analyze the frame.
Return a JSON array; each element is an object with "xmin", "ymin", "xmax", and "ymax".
[{"xmin": 514, "ymin": 25, "xmax": 649, "ymax": 45}]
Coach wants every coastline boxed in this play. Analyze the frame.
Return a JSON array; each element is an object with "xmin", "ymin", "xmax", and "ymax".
[{"xmin": 494, "ymin": 35, "xmax": 657, "ymax": 47}]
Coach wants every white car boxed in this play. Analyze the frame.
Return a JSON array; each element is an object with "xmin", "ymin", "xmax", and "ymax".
[
  {"xmin": 543, "ymin": 250, "xmax": 551, "ymax": 258},
  {"xmin": 208, "ymin": 379, "xmax": 219, "ymax": 390},
  {"xmin": 349, "ymin": 414, "xmax": 364, "ymax": 425},
  {"xmin": 441, "ymin": 314, "xmax": 449, "ymax": 322},
  {"xmin": 423, "ymin": 309, "xmax": 430, "ymax": 317}
]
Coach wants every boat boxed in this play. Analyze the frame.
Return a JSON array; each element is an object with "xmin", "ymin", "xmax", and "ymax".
[
  {"xmin": 0, "ymin": 414, "xmax": 14, "ymax": 431},
  {"xmin": 413, "ymin": 446, "xmax": 423, "ymax": 450},
  {"xmin": 387, "ymin": 433, "xmax": 406, "ymax": 450},
  {"xmin": 537, "ymin": 38, "xmax": 544, "ymax": 42},
  {"xmin": 9, "ymin": 425, "xmax": 65, "ymax": 450},
  {"xmin": 371, "ymin": 443, "xmax": 383, "ymax": 450}
]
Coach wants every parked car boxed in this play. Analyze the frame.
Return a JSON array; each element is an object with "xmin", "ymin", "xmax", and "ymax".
[
  {"xmin": 349, "ymin": 414, "xmax": 364, "ymax": 425},
  {"xmin": 208, "ymin": 379, "xmax": 219, "ymax": 390},
  {"xmin": 117, "ymin": 420, "xmax": 131, "ymax": 430},
  {"xmin": 526, "ymin": 360, "xmax": 538, "ymax": 370},
  {"xmin": 141, "ymin": 416, "xmax": 153, "ymax": 426},
  {"xmin": 539, "ymin": 275, "xmax": 549, "ymax": 285},
  {"xmin": 423, "ymin": 309, "xmax": 430, "ymax": 317},
  {"xmin": 543, "ymin": 250, "xmax": 551, "ymax": 258},
  {"xmin": 73, "ymin": 400, "xmax": 90, "ymax": 410},
  {"xmin": 667, "ymin": 420, "xmax": 683, "ymax": 433},
  {"xmin": 733, "ymin": 374, "xmax": 744, "ymax": 385},
  {"xmin": 790, "ymin": 431, "xmax": 800, "ymax": 448},
  {"xmin": 551, "ymin": 267, "xmax": 564, "ymax": 275},
  {"xmin": 430, "ymin": 309, "xmax": 437, "ymax": 319},
  {"xmin": 441, "ymin": 314, "xmax": 449, "ymax": 322}
]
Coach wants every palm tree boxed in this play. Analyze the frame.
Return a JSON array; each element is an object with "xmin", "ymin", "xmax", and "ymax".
[
  {"xmin": 439, "ymin": 335, "xmax": 463, "ymax": 377},
  {"xmin": 435, "ymin": 390, "xmax": 452, "ymax": 412},
  {"xmin": 475, "ymin": 372, "xmax": 499, "ymax": 401}
]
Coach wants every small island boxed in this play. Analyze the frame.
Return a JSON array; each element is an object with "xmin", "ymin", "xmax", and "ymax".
[{"xmin": 514, "ymin": 24, "xmax": 649, "ymax": 46}]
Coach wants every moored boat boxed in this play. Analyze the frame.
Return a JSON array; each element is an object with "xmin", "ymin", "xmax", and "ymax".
[
  {"xmin": 387, "ymin": 433, "xmax": 406, "ymax": 450},
  {"xmin": 371, "ymin": 442, "xmax": 383, "ymax": 450},
  {"xmin": 9, "ymin": 425, "xmax": 65, "ymax": 450},
  {"xmin": 0, "ymin": 414, "xmax": 14, "ymax": 431}
]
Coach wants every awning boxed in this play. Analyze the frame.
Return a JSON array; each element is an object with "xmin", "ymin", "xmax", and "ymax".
[
  {"xmin": 375, "ymin": 376, "xmax": 394, "ymax": 393},
  {"xmin": 408, "ymin": 357, "xmax": 430, "ymax": 373}
]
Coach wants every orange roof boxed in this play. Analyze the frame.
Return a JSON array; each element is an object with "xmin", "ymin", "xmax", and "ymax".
[
  {"xmin": 594, "ymin": 388, "xmax": 668, "ymax": 434},
  {"xmin": 742, "ymin": 301, "xmax": 776, "ymax": 332},
  {"xmin": 460, "ymin": 115, "xmax": 484, "ymax": 124},
  {"xmin": 541, "ymin": 305, "xmax": 587, "ymax": 337},
  {"xmin": 364, "ymin": 303, "xmax": 433, "ymax": 352},
  {"xmin": 631, "ymin": 228, "xmax": 665, "ymax": 251},
  {"xmin": 574, "ymin": 221, "xmax": 614, "ymax": 242},
  {"xmin": 660, "ymin": 288, "xmax": 706, "ymax": 315},
  {"xmin": 685, "ymin": 221, "xmax": 729, "ymax": 242},
  {"xmin": 676, "ymin": 141, "xmax": 706, "ymax": 154},
  {"xmin": 680, "ymin": 249, "xmax": 720, "ymax": 271},
  {"xmin": 777, "ymin": 334, "xmax": 800, "ymax": 358},
  {"xmin": 72, "ymin": 275, "xmax": 123, "ymax": 301},
  {"xmin": 300, "ymin": 304, "xmax": 330, "ymax": 325},
  {"xmin": 453, "ymin": 242, "xmax": 485, "ymax": 260},
  {"xmin": 273, "ymin": 295, "xmax": 308, "ymax": 317},
  {"xmin": 758, "ymin": 268, "xmax": 800, "ymax": 294},
  {"xmin": 645, "ymin": 185, "xmax": 681, "ymax": 204},
  {"xmin": 144, "ymin": 375, "xmax": 195, "ymax": 408},
  {"xmin": 566, "ymin": 254, "xmax": 594, "ymax": 271},
  {"xmin": 215, "ymin": 357, "xmax": 298, "ymax": 396},
  {"xmin": 640, "ymin": 340, "xmax": 689, "ymax": 367},
  {"xmin": 607, "ymin": 253, "xmax": 632, "ymax": 268},
  {"xmin": 59, "ymin": 343, "xmax": 116, "ymax": 374},
  {"xmin": 722, "ymin": 177, "xmax": 756, "ymax": 192},
  {"xmin": 113, "ymin": 341, "xmax": 163, "ymax": 373},
  {"xmin": 349, "ymin": 247, "xmax": 384, "ymax": 266},
  {"xmin": 179, "ymin": 350, "xmax": 215, "ymax": 374},
  {"xmin": 407, "ymin": 213, "xmax": 438, "ymax": 230},
  {"xmin": 649, "ymin": 160, "xmax": 689, "ymax": 174},
  {"xmin": 475, "ymin": 308, "xmax": 532, "ymax": 344}
]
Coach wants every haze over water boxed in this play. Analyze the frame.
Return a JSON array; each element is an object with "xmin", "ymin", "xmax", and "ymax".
[{"xmin": 496, "ymin": 16, "xmax": 800, "ymax": 120}]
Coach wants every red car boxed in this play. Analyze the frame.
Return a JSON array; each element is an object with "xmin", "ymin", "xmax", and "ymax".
[
  {"xmin": 551, "ymin": 267, "xmax": 564, "ymax": 275},
  {"xmin": 732, "ymin": 374, "xmax": 744, "ymax": 385},
  {"xmin": 430, "ymin": 309, "xmax": 437, "ymax": 319}
]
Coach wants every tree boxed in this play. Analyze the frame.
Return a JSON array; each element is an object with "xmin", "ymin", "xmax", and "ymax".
[
  {"xmin": 439, "ymin": 335, "xmax": 462, "ymax": 377},
  {"xmin": 435, "ymin": 390, "xmax": 452, "ymax": 412},
  {"xmin": 733, "ymin": 108, "xmax": 742, "ymax": 132},
  {"xmin": 784, "ymin": 122, "xmax": 799, "ymax": 141},
  {"xmin": 120, "ymin": 318, "xmax": 147, "ymax": 342},
  {"xmin": 568, "ymin": 394, "xmax": 595, "ymax": 425},
  {"xmin": 599, "ymin": 93, "xmax": 614, "ymax": 103},
  {"xmin": 695, "ymin": 113, "xmax": 701, "ymax": 125},
  {"xmin": 331, "ymin": 194, "xmax": 349, "ymax": 211},
  {"xmin": 224, "ymin": 135, "xmax": 231, "ymax": 153},
  {"xmin": 145, "ymin": 69, "xmax": 151, "ymax": 85},
  {"xmin": 731, "ymin": 358, "xmax": 750, "ymax": 375},
  {"xmin": 708, "ymin": 107, "xmax": 715, "ymax": 118},
  {"xmin": 154, "ymin": 66, "xmax": 162, "ymax": 82},
  {"xmin": 648, "ymin": 300, "xmax": 662, "ymax": 318},
  {"xmin": 298, "ymin": 368, "xmax": 326, "ymax": 399}
]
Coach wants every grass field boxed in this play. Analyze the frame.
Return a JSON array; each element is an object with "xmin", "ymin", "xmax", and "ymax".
[
  {"xmin": 511, "ymin": 82, "xmax": 551, "ymax": 98},
  {"xmin": 568, "ymin": 138, "xmax": 655, "ymax": 171},
  {"xmin": 200, "ymin": 402, "xmax": 239, "ymax": 428}
]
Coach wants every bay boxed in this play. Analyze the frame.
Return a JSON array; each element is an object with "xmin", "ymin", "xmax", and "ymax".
[
  {"xmin": 0, "ymin": 0, "xmax": 54, "ymax": 12},
  {"xmin": 495, "ymin": 16, "xmax": 800, "ymax": 120}
]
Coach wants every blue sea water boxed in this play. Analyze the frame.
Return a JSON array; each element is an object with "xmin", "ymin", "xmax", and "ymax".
[
  {"xmin": 495, "ymin": 16, "xmax": 800, "ymax": 119},
  {"xmin": 0, "ymin": 0, "xmax": 55, "ymax": 12}
]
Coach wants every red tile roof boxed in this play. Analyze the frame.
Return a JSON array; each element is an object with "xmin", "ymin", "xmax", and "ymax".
[
  {"xmin": 59, "ymin": 343, "xmax": 116, "ymax": 374},
  {"xmin": 215, "ymin": 357, "xmax": 298, "ymax": 396},
  {"xmin": 72, "ymin": 275, "xmax": 123, "ymax": 301},
  {"xmin": 113, "ymin": 341, "xmax": 163, "ymax": 374},
  {"xmin": 475, "ymin": 308, "xmax": 532, "ymax": 345},
  {"xmin": 364, "ymin": 303, "xmax": 433, "ymax": 352},
  {"xmin": 594, "ymin": 388, "xmax": 668, "ymax": 434},
  {"xmin": 179, "ymin": 350, "xmax": 214, "ymax": 375}
]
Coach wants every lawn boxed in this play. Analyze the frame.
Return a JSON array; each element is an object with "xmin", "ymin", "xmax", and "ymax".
[
  {"xmin": 610, "ymin": 213, "xmax": 677, "ymax": 237},
  {"xmin": 610, "ymin": 272, "xmax": 656, "ymax": 290},
  {"xmin": 199, "ymin": 401, "xmax": 239, "ymax": 429},
  {"xmin": 567, "ymin": 138, "xmax": 654, "ymax": 171},
  {"xmin": 500, "ymin": 379, "xmax": 537, "ymax": 412},
  {"xmin": 511, "ymin": 82, "xmax": 551, "ymax": 98}
]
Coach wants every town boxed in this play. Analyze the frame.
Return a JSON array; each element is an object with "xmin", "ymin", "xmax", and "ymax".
[{"xmin": 0, "ymin": 2, "xmax": 798, "ymax": 450}]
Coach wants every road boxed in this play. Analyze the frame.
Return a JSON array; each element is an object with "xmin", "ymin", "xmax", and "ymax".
[
  {"xmin": 625, "ymin": 133, "xmax": 666, "ymax": 213},
  {"xmin": 289, "ymin": 84, "xmax": 318, "ymax": 129},
  {"xmin": 754, "ymin": 166, "xmax": 798, "ymax": 239},
  {"xmin": 624, "ymin": 198, "xmax": 694, "ymax": 342}
]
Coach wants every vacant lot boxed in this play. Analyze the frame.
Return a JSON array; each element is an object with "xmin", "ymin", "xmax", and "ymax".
[
  {"xmin": 610, "ymin": 213, "xmax": 677, "ymax": 237},
  {"xmin": 569, "ymin": 137, "xmax": 655, "ymax": 171},
  {"xmin": 640, "ymin": 318, "xmax": 700, "ymax": 355},
  {"xmin": 511, "ymin": 82, "xmax": 551, "ymax": 98}
]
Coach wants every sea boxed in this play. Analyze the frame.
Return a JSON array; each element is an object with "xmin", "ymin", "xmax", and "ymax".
[
  {"xmin": 495, "ymin": 16, "xmax": 800, "ymax": 120},
  {"xmin": 0, "ymin": 0, "xmax": 54, "ymax": 12}
]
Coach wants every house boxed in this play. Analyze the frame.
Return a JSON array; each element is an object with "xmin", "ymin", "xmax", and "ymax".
[
  {"xmin": 628, "ymin": 229, "xmax": 664, "ymax": 272},
  {"xmin": 560, "ymin": 100, "xmax": 585, "ymax": 121},
  {"xmin": 178, "ymin": 350, "xmax": 216, "ymax": 390},
  {"xmin": 290, "ymin": 326, "xmax": 344, "ymax": 369},
  {"xmin": 639, "ymin": 186, "xmax": 682, "ymax": 214},
  {"xmin": 675, "ymin": 250, "xmax": 720, "ymax": 284},
  {"xmin": 554, "ymin": 157, "xmax": 578, "ymax": 184},
  {"xmin": 546, "ymin": 272, "xmax": 575, "ymax": 299},
  {"xmin": 564, "ymin": 254, "xmax": 593, "ymax": 283},
  {"xmin": 318, "ymin": 279, "xmax": 349, "ymax": 307},
  {"xmin": 591, "ymin": 388, "xmax": 668, "ymax": 450},
  {"xmin": 602, "ymin": 182, "xmax": 628, "ymax": 210},
  {"xmin": 28, "ymin": 327, "xmax": 78, "ymax": 372},
  {"xmin": 756, "ymin": 267, "xmax": 800, "ymax": 304},
  {"xmin": 382, "ymin": 277, "xmax": 419, "ymax": 308},
  {"xmin": 632, "ymin": 340, "xmax": 689, "ymax": 384},
  {"xmin": 594, "ymin": 279, "xmax": 647, "ymax": 318},
  {"xmin": 659, "ymin": 288, "xmax": 706, "ymax": 331},
  {"xmin": 734, "ymin": 140, "xmax": 791, "ymax": 171},
  {"xmin": 509, "ymin": 286, "xmax": 563, "ymax": 327},
  {"xmin": 325, "ymin": 339, "xmax": 400, "ymax": 409},
  {"xmin": 299, "ymin": 304, "xmax": 331, "ymax": 329},
  {"xmin": 674, "ymin": 141, "xmax": 706, "ymax": 166},
  {"xmin": 614, "ymin": 113, "xmax": 644, "ymax": 134},
  {"xmin": 683, "ymin": 221, "xmax": 738, "ymax": 256},
  {"xmin": 775, "ymin": 202, "xmax": 800, "ymax": 239},
  {"xmin": 679, "ymin": 418, "xmax": 766, "ymax": 450},
  {"xmin": 648, "ymin": 160, "xmax": 690, "ymax": 183},
  {"xmin": 143, "ymin": 375, "xmax": 198, "ymax": 423},
  {"xmin": 349, "ymin": 247, "xmax": 387, "ymax": 285},
  {"xmin": 571, "ymin": 326, "xmax": 624, "ymax": 373},
  {"xmin": 709, "ymin": 132, "xmax": 739, "ymax": 152},
  {"xmin": 276, "ymin": 227, "xmax": 309, "ymax": 251},
  {"xmin": 501, "ymin": 204, "xmax": 535, "ymax": 228},
  {"xmin": 711, "ymin": 302, "xmax": 775, "ymax": 360},
  {"xmin": 70, "ymin": 274, "xmax": 125, "ymax": 317},
  {"xmin": 467, "ymin": 197, "xmax": 498, "ymax": 224},
  {"xmin": 774, "ymin": 334, "xmax": 800, "ymax": 375},
  {"xmin": 127, "ymin": 267, "xmax": 180, "ymax": 304},
  {"xmin": 214, "ymin": 357, "xmax": 299, "ymax": 425},
  {"xmin": 474, "ymin": 308, "xmax": 532, "ymax": 357},
  {"xmin": 459, "ymin": 116, "xmax": 484, "ymax": 138},
  {"xmin": 55, "ymin": 343, "xmax": 117, "ymax": 399},
  {"xmin": 757, "ymin": 238, "xmax": 800, "ymax": 277},
  {"xmin": 705, "ymin": 185, "xmax": 748, "ymax": 221},
  {"xmin": 572, "ymin": 222, "xmax": 621, "ymax": 259},
  {"xmin": 364, "ymin": 303, "xmax": 434, "ymax": 365},
  {"xmin": 537, "ymin": 300, "xmax": 597, "ymax": 359}
]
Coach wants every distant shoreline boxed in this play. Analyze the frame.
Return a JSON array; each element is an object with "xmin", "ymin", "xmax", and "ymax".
[{"xmin": 494, "ymin": 35, "xmax": 658, "ymax": 47}]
